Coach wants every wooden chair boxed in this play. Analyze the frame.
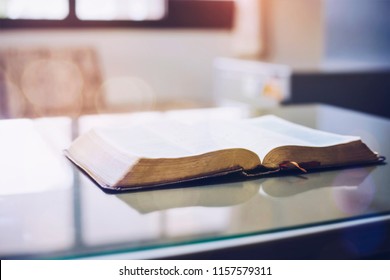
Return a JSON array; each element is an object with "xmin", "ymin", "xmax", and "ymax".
[{"xmin": 0, "ymin": 47, "xmax": 104, "ymax": 118}]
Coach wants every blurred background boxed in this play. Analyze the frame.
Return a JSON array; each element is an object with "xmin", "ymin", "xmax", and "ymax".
[{"xmin": 1, "ymin": 0, "xmax": 389, "ymax": 119}]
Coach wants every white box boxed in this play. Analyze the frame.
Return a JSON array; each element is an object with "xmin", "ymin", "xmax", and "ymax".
[{"xmin": 213, "ymin": 57, "xmax": 291, "ymax": 108}]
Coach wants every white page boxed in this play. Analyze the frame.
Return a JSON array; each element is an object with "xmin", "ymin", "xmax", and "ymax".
[
  {"xmin": 235, "ymin": 115, "xmax": 359, "ymax": 159},
  {"xmin": 95, "ymin": 121, "xmax": 229, "ymax": 158},
  {"xmin": 94, "ymin": 115, "xmax": 359, "ymax": 160}
]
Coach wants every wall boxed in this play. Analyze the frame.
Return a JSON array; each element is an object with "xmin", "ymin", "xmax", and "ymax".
[
  {"xmin": 287, "ymin": 0, "xmax": 390, "ymax": 119},
  {"xmin": 325, "ymin": 0, "xmax": 390, "ymax": 68},
  {"xmin": 261, "ymin": 0, "xmax": 390, "ymax": 71},
  {"xmin": 262, "ymin": 0, "xmax": 324, "ymax": 70},
  {"xmin": 0, "ymin": 29, "xmax": 234, "ymax": 108}
]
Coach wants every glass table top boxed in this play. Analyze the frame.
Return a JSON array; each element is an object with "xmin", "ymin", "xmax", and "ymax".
[{"xmin": 1, "ymin": 104, "xmax": 389, "ymax": 259}]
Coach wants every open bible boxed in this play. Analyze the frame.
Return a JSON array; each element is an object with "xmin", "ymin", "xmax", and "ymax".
[{"xmin": 64, "ymin": 115, "xmax": 383, "ymax": 191}]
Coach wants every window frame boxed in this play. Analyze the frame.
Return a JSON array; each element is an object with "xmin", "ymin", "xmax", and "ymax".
[{"xmin": 0, "ymin": 0, "xmax": 235, "ymax": 29}]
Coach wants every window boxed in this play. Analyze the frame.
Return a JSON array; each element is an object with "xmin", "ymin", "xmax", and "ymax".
[
  {"xmin": 76, "ymin": 0, "xmax": 166, "ymax": 21},
  {"xmin": 0, "ymin": 0, "xmax": 68, "ymax": 19},
  {"xmin": 0, "ymin": 0, "xmax": 234, "ymax": 29}
]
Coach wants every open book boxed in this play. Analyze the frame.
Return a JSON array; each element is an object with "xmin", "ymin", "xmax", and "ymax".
[{"xmin": 64, "ymin": 115, "xmax": 383, "ymax": 191}]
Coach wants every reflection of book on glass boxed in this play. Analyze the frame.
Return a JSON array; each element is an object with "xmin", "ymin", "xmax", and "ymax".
[
  {"xmin": 261, "ymin": 167, "xmax": 374, "ymax": 198},
  {"xmin": 120, "ymin": 167, "xmax": 374, "ymax": 213},
  {"xmin": 118, "ymin": 181, "xmax": 260, "ymax": 214},
  {"xmin": 64, "ymin": 115, "xmax": 383, "ymax": 191}
]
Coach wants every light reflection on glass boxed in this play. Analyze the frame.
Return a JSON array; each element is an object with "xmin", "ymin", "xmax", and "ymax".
[
  {"xmin": 0, "ymin": 117, "xmax": 74, "ymax": 256},
  {"xmin": 165, "ymin": 207, "xmax": 231, "ymax": 237},
  {"xmin": 80, "ymin": 176, "xmax": 161, "ymax": 246},
  {"xmin": 331, "ymin": 169, "xmax": 376, "ymax": 215},
  {"xmin": 0, "ymin": 118, "xmax": 73, "ymax": 195},
  {"xmin": 0, "ymin": 189, "xmax": 75, "ymax": 256},
  {"xmin": 80, "ymin": 178, "xmax": 260, "ymax": 246}
]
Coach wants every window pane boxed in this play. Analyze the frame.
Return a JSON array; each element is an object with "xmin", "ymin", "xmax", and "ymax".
[
  {"xmin": 76, "ymin": 0, "xmax": 166, "ymax": 21},
  {"xmin": 0, "ymin": 0, "xmax": 68, "ymax": 19}
]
